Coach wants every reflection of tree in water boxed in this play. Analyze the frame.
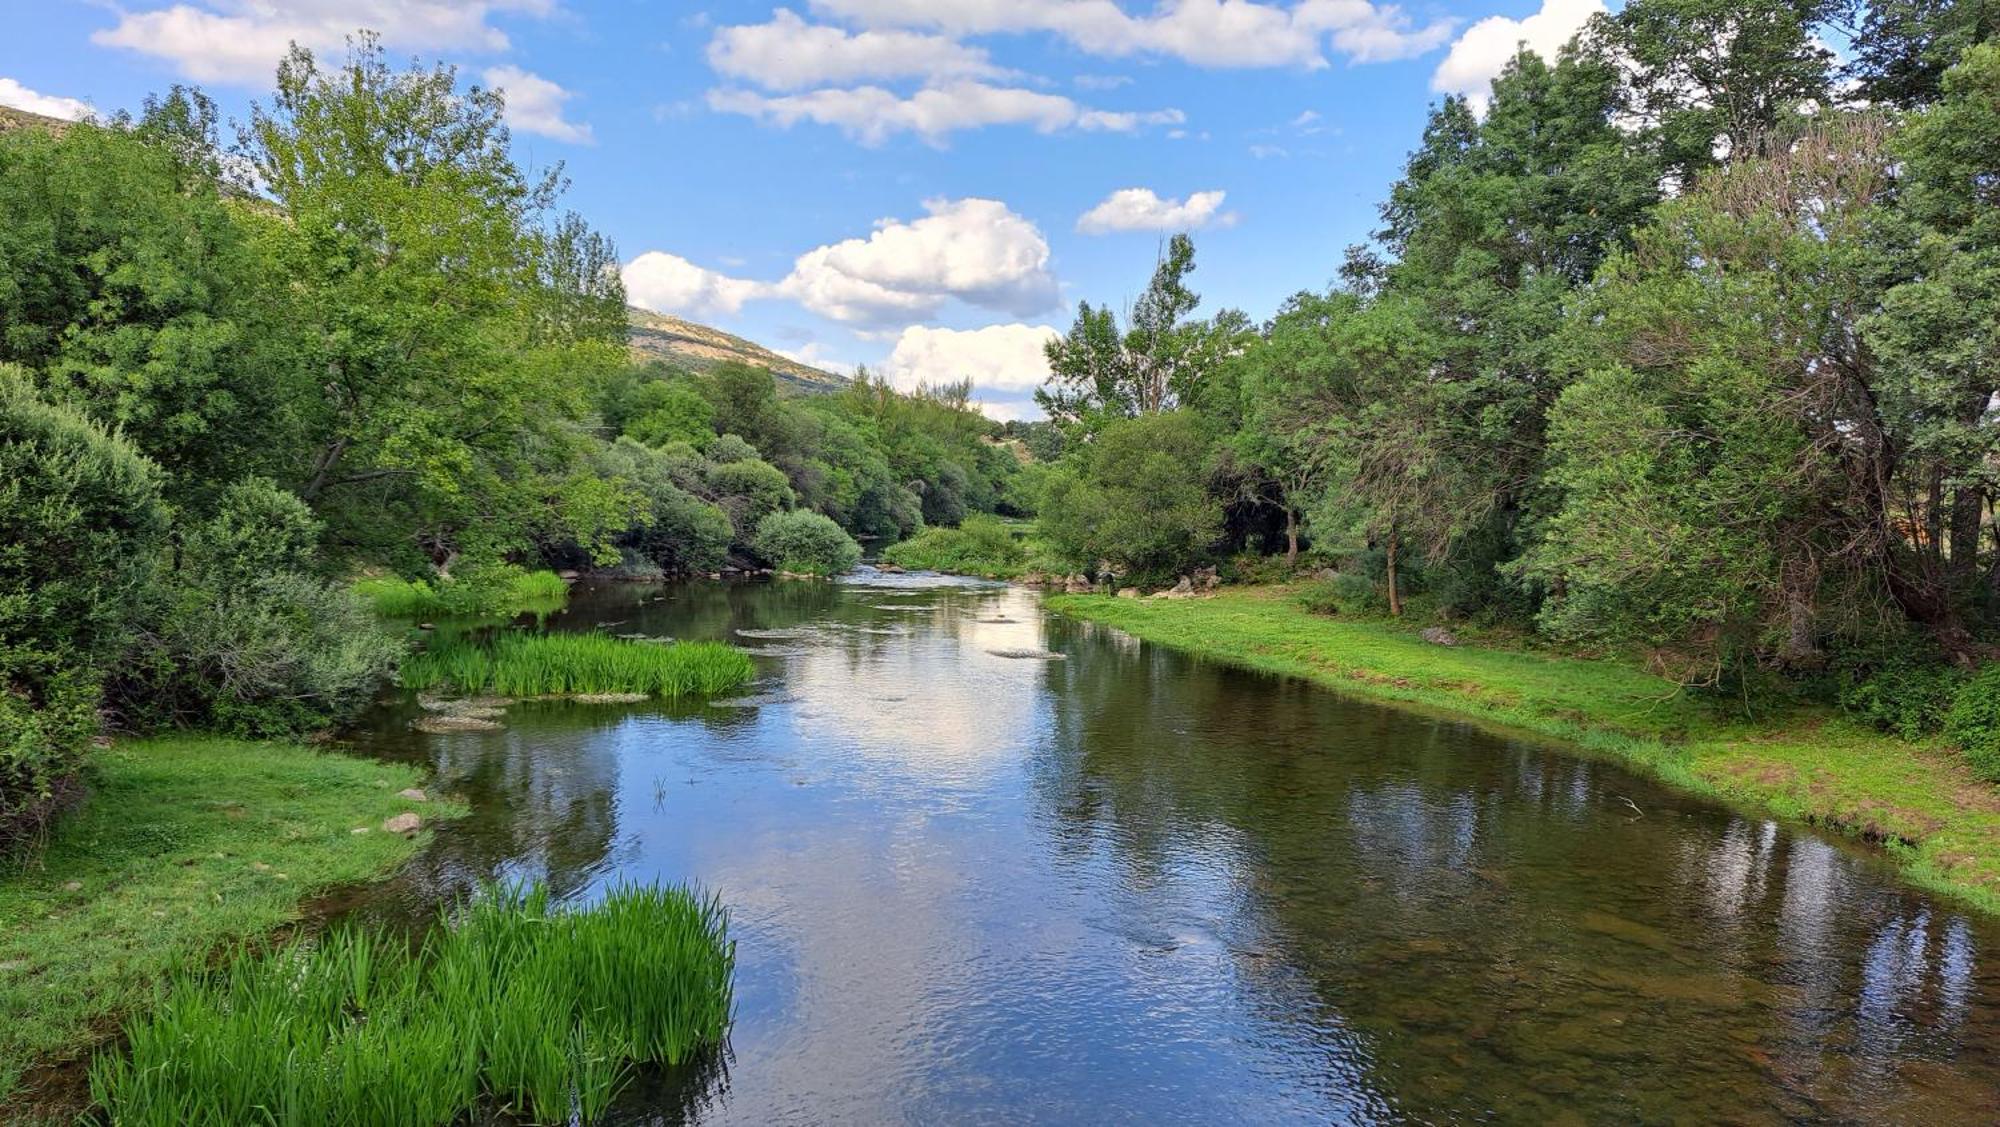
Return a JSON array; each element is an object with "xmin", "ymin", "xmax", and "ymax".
[{"xmin": 1030, "ymin": 616, "xmax": 2000, "ymax": 1123}]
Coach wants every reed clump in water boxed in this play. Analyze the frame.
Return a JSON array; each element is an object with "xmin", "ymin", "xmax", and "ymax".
[
  {"xmin": 89, "ymin": 881, "xmax": 734, "ymax": 1126},
  {"xmin": 400, "ymin": 634, "xmax": 754, "ymax": 698},
  {"xmin": 353, "ymin": 568, "xmax": 570, "ymax": 618}
]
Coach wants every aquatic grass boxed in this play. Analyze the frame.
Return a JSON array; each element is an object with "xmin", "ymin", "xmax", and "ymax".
[
  {"xmin": 401, "ymin": 633, "xmax": 755, "ymax": 699},
  {"xmin": 90, "ymin": 880, "xmax": 734, "ymax": 1126},
  {"xmin": 354, "ymin": 569, "xmax": 570, "ymax": 619}
]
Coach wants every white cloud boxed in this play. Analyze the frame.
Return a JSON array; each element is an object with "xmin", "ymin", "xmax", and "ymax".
[
  {"xmin": 90, "ymin": 0, "xmax": 553, "ymax": 85},
  {"xmin": 625, "ymin": 197, "xmax": 1059, "ymax": 329},
  {"xmin": 809, "ymin": 0, "xmax": 1455, "ymax": 68},
  {"xmin": 482, "ymin": 65, "xmax": 592, "ymax": 143},
  {"xmin": 622, "ymin": 252, "xmax": 774, "ymax": 318},
  {"xmin": 881, "ymin": 323, "xmax": 1061, "ymax": 394},
  {"xmin": 1077, "ymin": 188, "xmax": 1235, "ymax": 234},
  {"xmin": 1072, "ymin": 73, "xmax": 1133, "ymax": 90},
  {"xmin": 0, "ymin": 78, "xmax": 93, "ymax": 120},
  {"xmin": 1248, "ymin": 143, "xmax": 1288, "ymax": 159},
  {"xmin": 775, "ymin": 342, "xmax": 859, "ymax": 377},
  {"xmin": 1290, "ymin": 109, "xmax": 1320, "ymax": 127},
  {"xmin": 708, "ymin": 9, "xmax": 1009, "ymax": 89},
  {"xmin": 780, "ymin": 197, "xmax": 1059, "ymax": 324},
  {"xmin": 976, "ymin": 398, "xmax": 1034, "ymax": 422},
  {"xmin": 708, "ymin": 80, "xmax": 1180, "ymax": 146},
  {"xmin": 1430, "ymin": 0, "xmax": 1604, "ymax": 111}
]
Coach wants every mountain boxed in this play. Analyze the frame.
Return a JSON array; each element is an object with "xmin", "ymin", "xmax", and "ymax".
[
  {"xmin": 0, "ymin": 105, "xmax": 75, "ymax": 135},
  {"xmin": 627, "ymin": 308, "xmax": 848, "ymax": 395}
]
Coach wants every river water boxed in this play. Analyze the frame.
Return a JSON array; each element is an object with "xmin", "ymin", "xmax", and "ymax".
[{"xmin": 343, "ymin": 571, "xmax": 2000, "ymax": 1124}]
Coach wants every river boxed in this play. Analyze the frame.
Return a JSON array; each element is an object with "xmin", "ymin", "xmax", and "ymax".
[{"xmin": 342, "ymin": 570, "xmax": 2000, "ymax": 1124}]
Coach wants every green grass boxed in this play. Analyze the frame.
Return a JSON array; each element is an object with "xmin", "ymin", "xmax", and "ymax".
[
  {"xmin": 1050, "ymin": 586, "xmax": 2000, "ymax": 915},
  {"xmin": 353, "ymin": 569, "xmax": 570, "ymax": 619},
  {"xmin": 0, "ymin": 737, "xmax": 453, "ymax": 1108},
  {"xmin": 400, "ymin": 634, "xmax": 755, "ymax": 699},
  {"xmin": 89, "ymin": 880, "xmax": 733, "ymax": 1126},
  {"xmin": 881, "ymin": 515, "xmax": 1029, "ymax": 578}
]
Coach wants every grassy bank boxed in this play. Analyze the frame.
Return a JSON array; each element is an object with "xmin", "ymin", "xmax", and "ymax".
[
  {"xmin": 400, "ymin": 635, "xmax": 755, "ymax": 699},
  {"xmin": 0, "ymin": 737, "xmax": 454, "ymax": 1107},
  {"xmin": 1048, "ymin": 586, "xmax": 2000, "ymax": 914}
]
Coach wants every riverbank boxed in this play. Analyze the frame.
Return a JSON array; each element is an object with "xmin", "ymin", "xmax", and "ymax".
[
  {"xmin": 1048, "ymin": 586, "xmax": 2000, "ymax": 915},
  {"xmin": 0, "ymin": 736, "xmax": 454, "ymax": 1109}
]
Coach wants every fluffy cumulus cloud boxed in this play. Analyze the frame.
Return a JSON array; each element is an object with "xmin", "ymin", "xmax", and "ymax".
[
  {"xmin": 623, "ymin": 198, "xmax": 1059, "ymax": 328},
  {"xmin": 90, "ymin": 0, "xmax": 553, "ymax": 85},
  {"xmin": 0, "ymin": 78, "xmax": 93, "ymax": 120},
  {"xmin": 708, "ymin": 81, "xmax": 1181, "ymax": 146},
  {"xmin": 1077, "ymin": 188, "xmax": 1235, "ymax": 234},
  {"xmin": 1430, "ymin": 0, "xmax": 1605, "ymax": 111},
  {"xmin": 807, "ymin": 0, "xmax": 1456, "ymax": 68},
  {"xmin": 781, "ymin": 197, "xmax": 1059, "ymax": 323},
  {"xmin": 708, "ymin": 9, "xmax": 1010, "ymax": 90},
  {"xmin": 622, "ymin": 252, "xmax": 775, "ymax": 319},
  {"xmin": 482, "ymin": 65, "xmax": 592, "ymax": 143},
  {"xmin": 880, "ymin": 323, "xmax": 1061, "ymax": 394}
]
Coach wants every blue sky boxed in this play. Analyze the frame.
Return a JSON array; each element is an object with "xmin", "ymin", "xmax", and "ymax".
[{"xmin": 1, "ymin": 0, "xmax": 1606, "ymax": 420}]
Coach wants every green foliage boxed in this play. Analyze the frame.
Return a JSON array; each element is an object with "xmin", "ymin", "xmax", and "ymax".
[
  {"xmin": 598, "ymin": 439, "xmax": 733, "ymax": 576},
  {"xmin": 0, "ymin": 371, "xmax": 169, "ymax": 850},
  {"xmin": 753, "ymin": 510, "xmax": 862, "ymax": 577},
  {"xmin": 881, "ymin": 515, "xmax": 1027, "ymax": 577},
  {"xmin": 1039, "ymin": 411, "xmax": 1222, "ymax": 583},
  {"xmin": 1837, "ymin": 653, "xmax": 1966, "ymax": 742},
  {"xmin": 90, "ymin": 879, "xmax": 734, "ymax": 1126},
  {"xmin": 399, "ymin": 634, "xmax": 754, "ymax": 698},
  {"xmin": 623, "ymin": 381, "xmax": 716, "ymax": 449},
  {"xmin": 354, "ymin": 566, "xmax": 570, "ymax": 619},
  {"xmin": 1947, "ymin": 665, "xmax": 2000, "ymax": 782}
]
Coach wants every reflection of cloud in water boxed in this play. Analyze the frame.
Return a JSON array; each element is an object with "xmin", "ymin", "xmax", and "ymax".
[{"xmin": 780, "ymin": 587, "xmax": 1049, "ymax": 782}]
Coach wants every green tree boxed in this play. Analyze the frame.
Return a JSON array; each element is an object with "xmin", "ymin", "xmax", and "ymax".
[{"xmin": 1038, "ymin": 411, "xmax": 1222, "ymax": 581}]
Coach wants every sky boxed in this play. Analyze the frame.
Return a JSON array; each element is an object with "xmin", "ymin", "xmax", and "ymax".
[{"xmin": 0, "ymin": 0, "xmax": 1609, "ymax": 421}]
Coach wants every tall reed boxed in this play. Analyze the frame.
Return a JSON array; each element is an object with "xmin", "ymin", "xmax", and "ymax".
[
  {"xmin": 90, "ymin": 880, "xmax": 734, "ymax": 1126},
  {"xmin": 400, "ymin": 634, "xmax": 754, "ymax": 698},
  {"xmin": 354, "ymin": 569, "xmax": 570, "ymax": 619}
]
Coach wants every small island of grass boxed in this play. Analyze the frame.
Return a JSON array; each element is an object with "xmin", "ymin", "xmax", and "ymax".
[{"xmin": 400, "ymin": 634, "xmax": 755, "ymax": 699}]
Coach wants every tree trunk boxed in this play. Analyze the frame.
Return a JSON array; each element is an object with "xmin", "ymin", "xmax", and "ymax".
[
  {"xmin": 1385, "ymin": 528, "xmax": 1402, "ymax": 617},
  {"xmin": 1284, "ymin": 507, "xmax": 1299, "ymax": 568}
]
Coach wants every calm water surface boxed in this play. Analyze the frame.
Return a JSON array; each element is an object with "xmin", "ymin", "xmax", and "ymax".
[{"xmin": 344, "ymin": 572, "xmax": 2000, "ymax": 1125}]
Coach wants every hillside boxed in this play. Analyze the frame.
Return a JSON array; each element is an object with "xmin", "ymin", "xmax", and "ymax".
[
  {"xmin": 0, "ymin": 105, "xmax": 75, "ymax": 135},
  {"xmin": 627, "ymin": 308, "xmax": 848, "ymax": 395}
]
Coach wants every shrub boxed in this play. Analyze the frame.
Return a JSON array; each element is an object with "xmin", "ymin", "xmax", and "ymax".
[
  {"xmin": 753, "ymin": 510, "xmax": 861, "ymax": 577},
  {"xmin": 600, "ymin": 438, "xmax": 733, "ymax": 576},
  {"xmin": 705, "ymin": 457, "xmax": 795, "ymax": 540},
  {"xmin": 354, "ymin": 565, "xmax": 570, "ymax": 619},
  {"xmin": 90, "ymin": 880, "xmax": 734, "ymax": 1126},
  {"xmin": 400, "ymin": 634, "xmax": 754, "ymax": 698},
  {"xmin": 1946, "ymin": 664, "xmax": 2000, "ymax": 782},
  {"xmin": 0, "ymin": 371, "xmax": 168, "ymax": 854},
  {"xmin": 1838, "ymin": 654, "xmax": 1966, "ymax": 742},
  {"xmin": 881, "ymin": 515, "xmax": 1025, "ymax": 577},
  {"xmin": 114, "ymin": 479, "xmax": 405, "ymax": 737}
]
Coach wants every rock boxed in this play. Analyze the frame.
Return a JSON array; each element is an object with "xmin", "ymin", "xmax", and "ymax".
[
  {"xmin": 252, "ymin": 862, "xmax": 272, "ymax": 871},
  {"xmin": 1421, "ymin": 626, "xmax": 1459, "ymax": 647},
  {"xmin": 62, "ymin": 881, "xmax": 82, "ymax": 892},
  {"xmin": 396, "ymin": 788, "xmax": 428, "ymax": 802},
  {"xmin": 417, "ymin": 622, "xmax": 434, "ymax": 631},
  {"xmin": 876, "ymin": 563, "xmax": 906, "ymax": 574},
  {"xmin": 350, "ymin": 827, "xmax": 370, "ymax": 834},
  {"xmin": 382, "ymin": 812, "xmax": 423, "ymax": 835},
  {"xmin": 1193, "ymin": 565, "xmax": 1221, "ymax": 591},
  {"xmin": 1063, "ymin": 574, "xmax": 1093, "ymax": 594},
  {"xmin": 556, "ymin": 569, "xmax": 580, "ymax": 580},
  {"xmin": 1172, "ymin": 576, "xmax": 1194, "ymax": 594},
  {"xmin": 1117, "ymin": 587, "xmax": 1141, "ymax": 599}
]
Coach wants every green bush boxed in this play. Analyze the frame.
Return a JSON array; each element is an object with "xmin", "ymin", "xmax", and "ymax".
[
  {"xmin": 881, "ymin": 515, "xmax": 1026, "ymax": 577},
  {"xmin": 116, "ymin": 480, "xmax": 405, "ymax": 737},
  {"xmin": 599, "ymin": 438, "xmax": 733, "ymax": 575},
  {"xmin": 91, "ymin": 880, "xmax": 734, "ymax": 1126},
  {"xmin": 1838, "ymin": 653, "xmax": 1966, "ymax": 742},
  {"xmin": 1946, "ymin": 664, "xmax": 2000, "ymax": 782},
  {"xmin": 354, "ymin": 565, "xmax": 570, "ymax": 619},
  {"xmin": 0, "ymin": 370, "xmax": 169, "ymax": 853},
  {"xmin": 753, "ymin": 510, "xmax": 861, "ymax": 577}
]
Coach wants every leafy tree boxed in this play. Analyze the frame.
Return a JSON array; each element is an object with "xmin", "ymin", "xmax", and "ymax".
[
  {"xmin": 1843, "ymin": 0, "xmax": 1998, "ymax": 107},
  {"xmin": 1039, "ymin": 411, "xmax": 1222, "ymax": 581},
  {"xmin": 753, "ymin": 510, "xmax": 862, "ymax": 576},
  {"xmin": 598, "ymin": 439, "xmax": 733, "ymax": 576},
  {"xmin": 244, "ymin": 34, "xmax": 633, "ymax": 569}
]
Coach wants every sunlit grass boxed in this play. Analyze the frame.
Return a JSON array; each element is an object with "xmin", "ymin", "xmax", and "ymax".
[
  {"xmin": 400, "ymin": 634, "xmax": 754, "ymax": 698},
  {"xmin": 881, "ymin": 515, "xmax": 1029, "ymax": 578},
  {"xmin": 90, "ymin": 880, "xmax": 734, "ymax": 1126},
  {"xmin": 353, "ymin": 569, "xmax": 570, "ymax": 619}
]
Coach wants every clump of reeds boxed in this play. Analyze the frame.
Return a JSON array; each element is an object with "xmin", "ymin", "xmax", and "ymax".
[
  {"xmin": 90, "ymin": 881, "xmax": 734, "ymax": 1126},
  {"xmin": 399, "ymin": 634, "xmax": 754, "ymax": 699}
]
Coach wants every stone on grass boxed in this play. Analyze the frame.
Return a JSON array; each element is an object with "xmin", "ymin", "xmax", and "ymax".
[
  {"xmin": 396, "ymin": 788, "xmax": 428, "ymax": 802},
  {"xmin": 1421, "ymin": 626, "xmax": 1459, "ymax": 647},
  {"xmin": 382, "ymin": 812, "xmax": 423, "ymax": 835}
]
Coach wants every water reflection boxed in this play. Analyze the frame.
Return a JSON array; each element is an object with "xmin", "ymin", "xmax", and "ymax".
[{"xmin": 336, "ymin": 575, "xmax": 2000, "ymax": 1124}]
